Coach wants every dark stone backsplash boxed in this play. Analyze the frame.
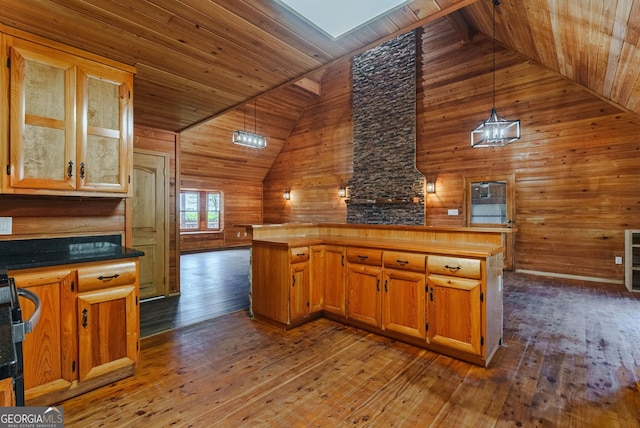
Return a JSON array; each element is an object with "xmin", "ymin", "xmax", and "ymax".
[{"xmin": 347, "ymin": 31, "xmax": 425, "ymax": 225}]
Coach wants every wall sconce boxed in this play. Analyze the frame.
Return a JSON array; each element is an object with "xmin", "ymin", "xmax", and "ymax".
[
  {"xmin": 338, "ymin": 187, "xmax": 346, "ymax": 198},
  {"xmin": 426, "ymin": 180, "xmax": 436, "ymax": 194},
  {"xmin": 283, "ymin": 190, "xmax": 290, "ymax": 200}
]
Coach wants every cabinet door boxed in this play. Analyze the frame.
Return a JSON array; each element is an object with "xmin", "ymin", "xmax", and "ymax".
[
  {"xmin": 427, "ymin": 274, "xmax": 482, "ymax": 356},
  {"xmin": 309, "ymin": 246, "xmax": 325, "ymax": 313},
  {"xmin": 8, "ymin": 39, "xmax": 77, "ymax": 191},
  {"xmin": 13, "ymin": 268, "xmax": 77, "ymax": 401},
  {"xmin": 76, "ymin": 64, "xmax": 132, "ymax": 193},
  {"xmin": 347, "ymin": 264, "xmax": 382, "ymax": 327},
  {"xmin": 289, "ymin": 262, "xmax": 309, "ymax": 322},
  {"xmin": 77, "ymin": 284, "xmax": 138, "ymax": 381},
  {"xmin": 0, "ymin": 378, "xmax": 15, "ymax": 407},
  {"xmin": 383, "ymin": 269, "xmax": 426, "ymax": 339},
  {"xmin": 324, "ymin": 246, "xmax": 346, "ymax": 315}
]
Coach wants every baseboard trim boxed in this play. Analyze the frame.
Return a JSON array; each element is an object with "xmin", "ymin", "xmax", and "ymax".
[{"xmin": 515, "ymin": 269, "xmax": 624, "ymax": 285}]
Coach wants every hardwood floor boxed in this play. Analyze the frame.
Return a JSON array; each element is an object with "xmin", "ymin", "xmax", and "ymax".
[
  {"xmin": 140, "ymin": 248, "xmax": 251, "ymax": 337},
  {"xmin": 61, "ymin": 272, "xmax": 640, "ymax": 427}
]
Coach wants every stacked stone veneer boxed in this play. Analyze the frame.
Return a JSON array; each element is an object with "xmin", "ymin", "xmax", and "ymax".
[{"xmin": 347, "ymin": 30, "xmax": 425, "ymax": 225}]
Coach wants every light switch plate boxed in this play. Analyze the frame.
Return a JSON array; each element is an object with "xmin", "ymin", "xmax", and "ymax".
[
  {"xmin": 615, "ymin": 256, "xmax": 623, "ymax": 265},
  {"xmin": 447, "ymin": 209, "xmax": 459, "ymax": 216},
  {"xmin": 0, "ymin": 217, "xmax": 12, "ymax": 235}
]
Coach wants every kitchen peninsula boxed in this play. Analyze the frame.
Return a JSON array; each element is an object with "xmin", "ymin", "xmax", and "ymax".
[{"xmin": 250, "ymin": 223, "xmax": 508, "ymax": 367}]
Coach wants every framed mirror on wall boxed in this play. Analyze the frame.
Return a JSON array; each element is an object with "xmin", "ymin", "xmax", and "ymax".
[{"xmin": 465, "ymin": 174, "xmax": 515, "ymax": 270}]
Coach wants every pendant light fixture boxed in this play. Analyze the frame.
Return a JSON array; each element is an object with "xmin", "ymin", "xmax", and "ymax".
[
  {"xmin": 233, "ymin": 100, "xmax": 267, "ymax": 149},
  {"xmin": 470, "ymin": 0, "xmax": 520, "ymax": 147}
]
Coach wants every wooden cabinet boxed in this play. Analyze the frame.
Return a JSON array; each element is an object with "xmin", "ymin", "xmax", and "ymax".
[
  {"xmin": 14, "ymin": 267, "xmax": 77, "ymax": 403},
  {"xmin": 289, "ymin": 247, "xmax": 310, "ymax": 322},
  {"xmin": 346, "ymin": 248, "xmax": 383, "ymax": 327},
  {"xmin": 310, "ymin": 245, "xmax": 346, "ymax": 315},
  {"xmin": 12, "ymin": 258, "xmax": 139, "ymax": 405},
  {"xmin": 0, "ymin": 378, "xmax": 15, "ymax": 406},
  {"xmin": 251, "ymin": 242, "xmax": 316, "ymax": 326},
  {"xmin": 426, "ymin": 255, "xmax": 483, "ymax": 356},
  {"xmin": 2, "ymin": 33, "xmax": 134, "ymax": 196},
  {"xmin": 76, "ymin": 260, "xmax": 139, "ymax": 381},
  {"xmin": 382, "ymin": 251, "xmax": 426, "ymax": 339}
]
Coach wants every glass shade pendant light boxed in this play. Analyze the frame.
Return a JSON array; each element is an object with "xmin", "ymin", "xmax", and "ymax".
[
  {"xmin": 470, "ymin": 0, "xmax": 520, "ymax": 147},
  {"xmin": 233, "ymin": 100, "xmax": 267, "ymax": 149}
]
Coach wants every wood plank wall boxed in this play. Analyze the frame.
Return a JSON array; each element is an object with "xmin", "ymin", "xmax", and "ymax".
[
  {"xmin": 133, "ymin": 126, "xmax": 180, "ymax": 294},
  {"xmin": 416, "ymin": 19, "xmax": 640, "ymax": 283},
  {"xmin": 178, "ymin": 84, "xmax": 314, "ymax": 252},
  {"xmin": 260, "ymin": 18, "xmax": 640, "ymax": 284},
  {"xmin": 262, "ymin": 62, "xmax": 353, "ymax": 224},
  {"xmin": 0, "ymin": 196, "xmax": 126, "ymax": 242}
]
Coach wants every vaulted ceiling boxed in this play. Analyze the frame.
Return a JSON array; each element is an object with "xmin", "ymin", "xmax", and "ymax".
[{"xmin": 1, "ymin": 0, "xmax": 639, "ymax": 133}]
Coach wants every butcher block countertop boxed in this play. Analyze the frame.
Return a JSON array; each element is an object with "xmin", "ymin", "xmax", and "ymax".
[{"xmin": 248, "ymin": 223, "xmax": 511, "ymax": 258}]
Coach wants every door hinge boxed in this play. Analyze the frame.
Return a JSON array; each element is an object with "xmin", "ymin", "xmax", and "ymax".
[
  {"xmin": 480, "ymin": 292, "xmax": 484, "ymax": 302},
  {"xmin": 425, "ymin": 322, "xmax": 429, "ymax": 332},
  {"xmin": 72, "ymin": 361, "xmax": 76, "ymax": 372},
  {"xmin": 71, "ymin": 281, "xmax": 75, "ymax": 292},
  {"xmin": 307, "ymin": 301, "xmax": 309, "ymax": 307},
  {"xmin": 136, "ymin": 296, "xmax": 139, "ymax": 305},
  {"xmin": 481, "ymin": 336, "xmax": 485, "ymax": 346},
  {"xmin": 128, "ymin": 174, "xmax": 131, "ymax": 184},
  {"xmin": 136, "ymin": 341, "xmax": 139, "ymax": 351},
  {"xmin": 6, "ymin": 165, "xmax": 10, "ymax": 176},
  {"xmin": 6, "ymin": 57, "xmax": 10, "ymax": 68}
]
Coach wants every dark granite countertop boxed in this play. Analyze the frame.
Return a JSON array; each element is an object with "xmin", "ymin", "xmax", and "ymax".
[
  {"xmin": 0, "ymin": 305, "xmax": 16, "ymax": 380},
  {"xmin": 0, "ymin": 235, "xmax": 145, "ymax": 271}
]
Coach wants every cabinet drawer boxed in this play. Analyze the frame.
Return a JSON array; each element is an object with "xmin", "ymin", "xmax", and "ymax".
[
  {"xmin": 290, "ymin": 247, "xmax": 309, "ymax": 264},
  {"xmin": 427, "ymin": 255, "xmax": 481, "ymax": 279},
  {"xmin": 383, "ymin": 251, "xmax": 426, "ymax": 273},
  {"xmin": 77, "ymin": 260, "xmax": 137, "ymax": 292},
  {"xmin": 346, "ymin": 248, "xmax": 382, "ymax": 266}
]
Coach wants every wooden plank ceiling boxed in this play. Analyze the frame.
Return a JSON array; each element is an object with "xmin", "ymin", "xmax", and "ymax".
[
  {"xmin": 0, "ymin": 0, "xmax": 475, "ymax": 132},
  {"xmin": 0, "ymin": 0, "xmax": 638, "ymax": 133}
]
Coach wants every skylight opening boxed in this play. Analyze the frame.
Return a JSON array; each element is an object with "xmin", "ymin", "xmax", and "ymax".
[{"xmin": 278, "ymin": 0, "xmax": 411, "ymax": 39}]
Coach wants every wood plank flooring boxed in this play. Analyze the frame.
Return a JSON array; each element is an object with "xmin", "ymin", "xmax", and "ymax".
[
  {"xmin": 140, "ymin": 248, "xmax": 251, "ymax": 337},
  {"xmin": 61, "ymin": 271, "xmax": 640, "ymax": 427}
]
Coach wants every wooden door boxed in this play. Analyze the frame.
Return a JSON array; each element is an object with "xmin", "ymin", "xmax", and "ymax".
[
  {"xmin": 132, "ymin": 151, "xmax": 168, "ymax": 299},
  {"xmin": 324, "ymin": 246, "xmax": 346, "ymax": 315},
  {"xmin": 427, "ymin": 274, "xmax": 482, "ymax": 356},
  {"xmin": 8, "ymin": 39, "xmax": 76, "ymax": 191},
  {"xmin": 346, "ymin": 264, "xmax": 382, "ymax": 327},
  {"xmin": 289, "ymin": 262, "xmax": 309, "ymax": 322},
  {"xmin": 309, "ymin": 246, "xmax": 325, "ymax": 313},
  {"xmin": 382, "ymin": 269, "xmax": 426, "ymax": 339},
  {"xmin": 76, "ymin": 64, "xmax": 132, "ymax": 194},
  {"xmin": 14, "ymin": 267, "xmax": 77, "ymax": 402},
  {"xmin": 77, "ymin": 284, "xmax": 138, "ymax": 381}
]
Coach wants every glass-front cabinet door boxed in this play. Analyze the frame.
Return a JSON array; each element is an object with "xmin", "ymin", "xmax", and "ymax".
[{"xmin": 9, "ymin": 39, "xmax": 77, "ymax": 191}]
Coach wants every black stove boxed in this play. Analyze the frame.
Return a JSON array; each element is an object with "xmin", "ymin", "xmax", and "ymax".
[{"xmin": 0, "ymin": 270, "xmax": 40, "ymax": 406}]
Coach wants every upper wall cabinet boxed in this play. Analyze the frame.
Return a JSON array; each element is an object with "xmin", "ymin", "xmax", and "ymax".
[{"xmin": 1, "ymin": 31, "xmax": 135, "ymax": 197}]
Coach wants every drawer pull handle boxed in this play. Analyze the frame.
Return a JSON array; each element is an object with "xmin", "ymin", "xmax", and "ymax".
[
  {"xmin": 98, "ymin": 274, "xmax": 120, "ymax": 281},
  {"xmin": 444, "ymin": 265, "xmax": 461, "ymax": 271},
  {"xmin": 357, "ymin": 255, "xmax": 368, "ymax": 260},
  {"xmin": 396, "ymin": 259, "xmax": 409, "ymax": 265},
  {"xmin": 295, "ymin": 253, "xmax": 306, "ymax": 257}
]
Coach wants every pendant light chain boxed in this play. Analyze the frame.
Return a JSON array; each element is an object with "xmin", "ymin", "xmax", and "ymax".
[
  {"xmin": 469, "ymin": 0, "xmax": 521, "ymax": 147},
  {"xmin": 492, "ymin": 0, "xmax": 498, "ymax": 110}
]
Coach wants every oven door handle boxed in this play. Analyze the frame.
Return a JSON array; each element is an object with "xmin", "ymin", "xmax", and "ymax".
[{"xmin": 12, "ymin": 288, "xmax": 41, "ymax": 342}]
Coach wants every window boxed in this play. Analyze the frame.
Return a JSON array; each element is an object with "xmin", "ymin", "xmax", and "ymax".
[{"xmin": 180, "ymin": 190, "xmax": 223, "ymax": 231}]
